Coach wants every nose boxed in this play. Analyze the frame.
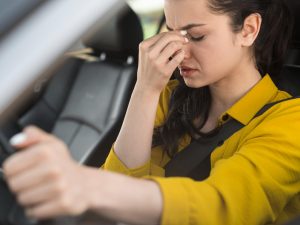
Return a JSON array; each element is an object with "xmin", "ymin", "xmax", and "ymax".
[{"xmin": 182, "ymin": 41, "xmax": 191, "ymax": 59}]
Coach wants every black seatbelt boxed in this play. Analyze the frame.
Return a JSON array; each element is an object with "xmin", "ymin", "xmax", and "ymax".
[{"xmin": 165, "ymin": 97, "xmax": 296, "ymax": 181}]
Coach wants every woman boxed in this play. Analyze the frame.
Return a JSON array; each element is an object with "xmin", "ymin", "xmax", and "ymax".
[{"xmin": 3, "ymin": 0, "xmax": 300, "ymax": 224}]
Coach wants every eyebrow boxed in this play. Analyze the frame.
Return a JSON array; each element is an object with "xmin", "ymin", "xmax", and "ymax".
[{"xmin": 166, "ymin": 23, "xmax": 206, "ymax": 31}]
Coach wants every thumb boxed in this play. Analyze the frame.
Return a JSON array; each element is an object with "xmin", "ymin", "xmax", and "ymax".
[{"xmin": 10, "ymin": 126, "xmax": 51, "ymax": 149}]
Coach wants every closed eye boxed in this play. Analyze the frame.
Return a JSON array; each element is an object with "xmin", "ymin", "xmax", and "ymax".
[{"xmin": 186, "ymin": 33, "xmax": 205, "ymax": 42}]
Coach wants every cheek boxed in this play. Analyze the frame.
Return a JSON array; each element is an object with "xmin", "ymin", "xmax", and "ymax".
[{"xmin": 193, "ymin": 36, "xmax": 241, "ymax": 73}]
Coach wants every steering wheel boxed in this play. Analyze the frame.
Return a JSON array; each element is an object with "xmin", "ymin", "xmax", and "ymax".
[
  {"xmin": 0, "ymin": 131, "xmax": 38, "ymax": 225},
  {"xmin": 0, "ymin": 133, "xmax": 117, "ymax": 225}
]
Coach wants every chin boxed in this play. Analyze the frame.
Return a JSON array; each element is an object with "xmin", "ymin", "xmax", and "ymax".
[{"xmin": 183, "ymin": 78, "xmax": 207, "ymax": 88}]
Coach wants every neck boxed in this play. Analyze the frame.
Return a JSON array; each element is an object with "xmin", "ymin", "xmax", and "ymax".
[{"xmin": 209, "ymin": 66, "xmax": 262, "ymax": 117}]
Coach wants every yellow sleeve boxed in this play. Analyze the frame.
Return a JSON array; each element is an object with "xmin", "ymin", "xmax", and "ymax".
[
  {"xmin": 150, "ymin": 102, "xmax": 300, "ymax": 225},
  {"xmin": 102, "ymin": 80, "xmax": 179, "ymax": 177}
]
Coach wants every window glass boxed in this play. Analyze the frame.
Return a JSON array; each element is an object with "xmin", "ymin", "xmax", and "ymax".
[{"xmin": 127, "ymin": 0, "xmax": 164, "ymax": 39}]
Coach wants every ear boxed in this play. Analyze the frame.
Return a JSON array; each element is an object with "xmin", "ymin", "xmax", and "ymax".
[{"xmin": 240, "ymin": 13, "xmax": 262, "ymax": 47}]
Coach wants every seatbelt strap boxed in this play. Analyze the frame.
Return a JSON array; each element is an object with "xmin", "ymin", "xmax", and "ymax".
[{"xmin": 165, "ymin": 96, "xmax": 297, "ymax": 180}]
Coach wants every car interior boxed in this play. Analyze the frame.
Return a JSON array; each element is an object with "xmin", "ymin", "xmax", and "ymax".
[
  {"xmin": 8, "ymin": 0, "xmax": 300, "ymax": 168},
  {"xmin": 1, "ymin": 3, "xmax": 144, "ymax": 168},
  {"xmin": 0, "ymin": 0, "xmax": 300, "ymax": 225},
  {"xmin": 0, "ymin": 0, "xmax": 45, "ymax": 39}
]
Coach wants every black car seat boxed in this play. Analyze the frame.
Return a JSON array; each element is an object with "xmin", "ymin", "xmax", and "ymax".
[
  {"xmin": 276, "ymin": 1, "xmax": 300, "ymax": 96},
  {"xmin": 16, "ymin": 4, "xmax": 143, "ymax": 167}
]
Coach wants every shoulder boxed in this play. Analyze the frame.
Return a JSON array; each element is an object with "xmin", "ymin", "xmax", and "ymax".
[
  {"xmin": 261, "ymin": 88, "xmax": 300, "ymax": 119},
  {"xmin": 268, "ymin": 91, "xmax": 300, "ymax": 117},
  {"xmin": 247, "ymin": 94, "xmax": 300, "ymax": 143},
  {"xmin": 239, "ymin": 87, "xmax": 300, "ymax": 140},
  {"xmin": 238, "ymin": 95, "xmax": 300, "ymax": 171}
]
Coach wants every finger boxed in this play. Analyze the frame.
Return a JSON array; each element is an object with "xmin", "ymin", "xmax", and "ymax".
[
  {"xmin": 10, "ymin": 126, "xmax": 52, "ymax": 149},
  {"xmin": 18, "ymin": 181, "xmax": 64, "ymax": 207},
  {"xmin": 6, "ymin": 162, "xmax": 59, "ymax": 192},
  {"xmin": 156, "ymin": 41, "xmax": 185, "ymax": 64},
  {"xmin": 26, "ymin": 198, "xmax": 82, "ymax": 219},
  {"xmin": 141, "ymin": 32, "xmax": 164, "ymax": 48},
  {"xmin": 140, "ymin": 31, "xmax": 186, "ymax": 55},
  {"xmin": 3, "ymin": 142, "xmax": 51, "ymax": 177},
  {"xmin": 166, "ymin": 50, "xmax": 185, "ymax": 71},
  {"xmin": 26, "ymin": 200, "xmax": 64, "ymax": 219},
  {"xmin": 140, "ymin": 31, "xmax": 176, "ymax": 49},
  {"xmin": 149, "ymin": 32, "xmax": 188, "ymax": 56}
]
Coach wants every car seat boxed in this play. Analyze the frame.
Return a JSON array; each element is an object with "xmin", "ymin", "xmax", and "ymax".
[
  {"xmin": 276, "ymin": 0, "xmax": 300, "ymax": 96},
  {"xmin": 16, "ymin": 4, "xmax": 143, "ymax": 167}
]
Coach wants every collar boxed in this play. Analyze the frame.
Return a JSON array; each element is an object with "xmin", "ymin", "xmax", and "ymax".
[{"xmin": 223, "ymin": 74, "xmax": 278, "ymax": 125}]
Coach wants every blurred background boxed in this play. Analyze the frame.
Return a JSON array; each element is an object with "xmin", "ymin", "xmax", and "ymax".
[{"xmin": 127, "ymin": 0, "xmax": 164, "ymax": 39}]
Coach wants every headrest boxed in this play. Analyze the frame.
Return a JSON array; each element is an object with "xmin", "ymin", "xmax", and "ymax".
[
  {"xmin": 287, "ymin": 0, "xmax": 300, "ymax": 49},
  {"xmin": 83, "ymin": 4, "xmax": 143, "ymax": 57}
]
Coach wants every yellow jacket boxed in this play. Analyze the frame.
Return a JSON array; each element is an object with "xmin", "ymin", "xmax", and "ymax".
[{"xmin": 103, "ymin": 75, "xmax": 300, "ymax": 225}]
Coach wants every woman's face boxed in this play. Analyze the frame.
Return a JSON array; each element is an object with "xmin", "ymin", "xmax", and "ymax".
[{"xmin": 164, "ymin": 0, "xmax": 246, "ymax": 88}]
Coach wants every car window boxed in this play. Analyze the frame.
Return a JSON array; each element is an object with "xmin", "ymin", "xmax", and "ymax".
[
  {"xmin": 0, "ymin": 0, "xmax": 45, "ymax": 39},
  {"xmin": 126, "ymin": 0, "xmax": 163, "ymax": 39}
]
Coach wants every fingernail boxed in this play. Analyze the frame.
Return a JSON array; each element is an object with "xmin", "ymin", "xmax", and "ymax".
[
  {"xmin": 10, "ymin": 133, "xmax": 27, "ymax": 146},
  {"xmin": 184, "ymin": 37, "xmax": 189, "ymax": 43},
  {"xmin": 180, "ymin": 30, "xmax": 187, "ymax": 36}
]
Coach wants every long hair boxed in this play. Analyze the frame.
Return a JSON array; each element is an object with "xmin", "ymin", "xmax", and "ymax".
[{"xmin": 152, "ymin": 0, "xmax": 294, "ymax": 157}]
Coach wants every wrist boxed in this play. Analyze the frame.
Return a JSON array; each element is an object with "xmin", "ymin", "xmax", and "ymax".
[
  {"xmin": 86, "ymin": 170, "xmax": 163, "ymax": 225},
  {"xmin": 83, "ymin": 169, "xmax": 120, "ymax": 213},
  {"xmin": 132, "ymin": 84, "xmax": 161, "ymax": 103},
  {"xmin": 80, "ymin": 167, "xmax": 106, "ymax": 212},
  {"xmin": 134, "ymin": 81, "xmax": 164, "ymax": 97}
]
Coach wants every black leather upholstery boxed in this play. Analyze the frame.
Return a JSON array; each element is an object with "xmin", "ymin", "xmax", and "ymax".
[
  {"xmin": 83, "ymin": 7, "xmax": 143, "ymax": 59},
  {"xmin": 51, "ymin": 62, "xmax": 137, "ymax": 164},
  {"xmin": 288, "ymin": 0, "xmax": 300, "ymax": 49},
  {"xmin": 19, "ymin": 59, "xmax": 83, "ymax": 133},
  {"xmin": 275, "ymin": 0, "xmax": 300, "ymax": 96},
  {"xmin": 19, "ymin": 4, "xmax": 143, "ymax": 166}
]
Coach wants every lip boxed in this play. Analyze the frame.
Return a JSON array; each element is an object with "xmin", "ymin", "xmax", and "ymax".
[{"xmin": 179, "ymin": 66, "xmax": 198, "ymax": 77}]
